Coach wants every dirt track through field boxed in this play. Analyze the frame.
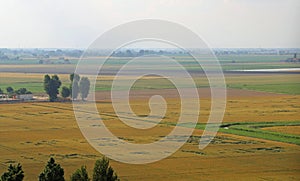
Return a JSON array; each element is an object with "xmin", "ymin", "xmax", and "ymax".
[{"xmin": 94, "ymin": 88, "xmax": 285, "ymax": 101}]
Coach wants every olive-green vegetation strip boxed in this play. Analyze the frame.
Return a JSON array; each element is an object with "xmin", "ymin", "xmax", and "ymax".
[
  {"xmin": 192, "ymin": 121, "xmax": 300, "ymax": 145},
  {"xmin": 227, "ymin": 83, "xmax": 300, "ymax": 95},
  {"xmin": 2, "ymin": 79, "xmax": 300, "ymax": 95}
]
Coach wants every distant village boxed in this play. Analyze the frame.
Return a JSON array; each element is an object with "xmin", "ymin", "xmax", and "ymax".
[
  {"xmin": 38, "ymin": 57, "xmax": 71, "ymax": 64},
  {"xmin": 280, "ymin": 53, "xmax": 300, "ymax": 63}
]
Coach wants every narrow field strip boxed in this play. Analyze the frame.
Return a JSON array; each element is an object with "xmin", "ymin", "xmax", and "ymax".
[{"xmin": 203, "ymin": 121, "xmax": 300, "ymax": 145}]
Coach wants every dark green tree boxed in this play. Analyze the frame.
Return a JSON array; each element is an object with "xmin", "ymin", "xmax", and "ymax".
[
  {"xmin": 70, "ymin": 166, "xmax": 90, "ymax": 181},
  {"xmin": 0, "ymin": 88, "xmax": 3, "ymax": 94},
  {"xmin": 15, "ymin": 88, "xmax": 27, "ymax": 95},
  {"xmin": 43, "ymin": 75, "xmax": 62, "ymax": 102},
  {"xmin": 71, "ymin": 80, "xmax": 79, "ymax": 100},
  {"xmin": 1, "ymin": 163, "xmax": 24, "ymax": 181},
  {"xmin": 61, "ymin": 86, "xmax": 70, "ymax": 99},
  {"xmin": 70, "ymin": 73, "xmax": 80, "ymax": 82},
  {"xmin": 70, "ymin": 73, "xmax": 80, "ymax": 100},
  {"xmin": 6, "ymin": 87, "xmax": 14, "ymax": 94},
  {"xmin": 39, "ymin": 157, "xmax": 65, "ymax": 181},
  {"xmin": 43, "ymin": 74, "xmax": 51, "ymax": 91},
  {"xmin": 92, "ymin": 157, "xmax": 118, "ymax": 181},
  {"xmin": 79, "ymin": 77, "xmax": 90, "ymax": 101}
]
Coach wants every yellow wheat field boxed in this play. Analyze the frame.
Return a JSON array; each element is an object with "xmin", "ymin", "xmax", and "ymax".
[{"xmin": 0, "ymin": 91, "xmax": 299, "ymax": 180}]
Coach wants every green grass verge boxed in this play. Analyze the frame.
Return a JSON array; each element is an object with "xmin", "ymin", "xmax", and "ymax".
[
  {"xmin": 228, "ymin": 82, "xmax": 300, "ymax": 95},
  {"xmin": 1, "ymin": 76, "xmax": 300, "ymax": 95},
  {"xmin": 193, "ymin": 121, "xmax": 300, "ymax": 145}
]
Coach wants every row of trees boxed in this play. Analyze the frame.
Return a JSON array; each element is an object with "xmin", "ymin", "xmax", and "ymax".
[
  {"xmin": 1, "ymin": 157, "xmax": 119, "ymax": 181},
  {"xmin": 43, "ymin": 73, "xmax": 90, "ymax": 102},
  {"xmin": 0, "ymin": 87, "xmax": 32, "ymax": 95}
]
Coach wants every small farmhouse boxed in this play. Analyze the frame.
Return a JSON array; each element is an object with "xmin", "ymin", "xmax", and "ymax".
[
  {"xmin": 17, "ymin": 94, "xmax": 33, "ymax": 100},
  {"xmin": 0, "ymin": 94, "xmax": 8, "ymax": 100}
]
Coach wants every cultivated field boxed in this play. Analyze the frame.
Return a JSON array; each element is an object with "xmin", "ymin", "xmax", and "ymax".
[
  {"xmin": 0, "ymin": 55, "xmax": 300, "ymax": 180},
  {"xmin": 1, "ymin": 72, "xmax": 300, "ymax": 95},
  {"xmin": 0, "ymin": 89, "xmax": 299, "ymax": 180}
]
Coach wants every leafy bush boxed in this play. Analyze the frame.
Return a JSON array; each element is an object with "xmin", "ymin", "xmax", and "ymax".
[
  {"xmin": 70, "ymin": 166, "xmax": 90, "ymax": 181},
  {"xmin": 1, "ymin": 163, "xmax": 24, "ymax": 181},
  {"xmin": 61, "ymin": 86, "xmax": 70, "ymax": 98},
  {"xmin": 39, "ymin": 157, "xmax": 65, "ymax": 181},
  {"xmin": 93, "ymin": 157, "xmax": 119, "ymax": 181}
]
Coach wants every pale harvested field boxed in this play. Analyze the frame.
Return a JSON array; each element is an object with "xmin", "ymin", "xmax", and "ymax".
[
  {"xmin": 94, "ymin": 87, "xmax": 284, "ymax": 100},
  {"xmin": 263, "ymin": 126, "xmax": 300, "ymax": 135},
  {"xmin": 1, "ymin": 90, "xmax": 300, "ymax": 180},
  {"xmin": 95, "ymin": 88, "xmax": 299, "ymax": 124}
]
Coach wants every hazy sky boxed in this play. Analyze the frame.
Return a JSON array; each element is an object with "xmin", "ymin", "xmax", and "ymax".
[{"xmin": 0, "ymin": 0, "xmax": 299, "ymax": 48}]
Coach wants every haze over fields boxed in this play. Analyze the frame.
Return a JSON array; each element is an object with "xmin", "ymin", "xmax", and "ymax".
[{"xmin": 0, "ymin": 0, "xmax": 299, "ymax": 48}]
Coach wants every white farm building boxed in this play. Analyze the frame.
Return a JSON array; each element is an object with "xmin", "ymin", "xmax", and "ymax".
[{"xmin": 16, "ymin": 94, "xmax": 33, "ymax": 100}]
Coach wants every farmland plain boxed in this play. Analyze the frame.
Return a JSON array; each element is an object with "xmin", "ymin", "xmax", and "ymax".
[{"xmin": 0, "ymin": 54, "xmax": 300, "ymax": 180}]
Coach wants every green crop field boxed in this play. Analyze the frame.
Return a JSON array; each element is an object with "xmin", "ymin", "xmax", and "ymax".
[
  {"xmin": 1, "ymin": 71, "xmax": 300, "ymax": 95},
  {"xmin": 202, "ymin": 121, "xmax": 300, "ymax": 145}
]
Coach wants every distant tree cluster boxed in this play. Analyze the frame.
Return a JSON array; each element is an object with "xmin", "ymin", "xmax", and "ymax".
[
  {"xmin": 0, "ymin": 49, "xmax": 83, "ymax": 61},
  {"xmin": 38, "ymin": 57, "xmax": 71, "ymax": 65},
  {"xmin": 112, "ymin": 49, "xmax": 173, "ymax": 57},
  {"xmin": 43, "ymin": 73, "xmax": 90, "ymax": 102},
  {"xmin": 14, "ymin": 88, "xmax": 32, "ymax": 95},
  {"xmin": 0, "ymin": 87, "xmax": 32, "ymax": 96},
  {"xmin": 0, "ymin": 157, "xmax": 119, "ymax": 181},
  {"xmin": 64, "ymin": 73, "xmax": 90, "ymax": 101}
]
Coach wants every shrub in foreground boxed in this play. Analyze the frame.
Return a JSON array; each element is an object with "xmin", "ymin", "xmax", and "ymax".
[
  {"xmin": 0, "ymin": 157, "xmax": 120, "ymax": 181},
  {"xmin": 93, "ymin": 157, "xmax": 119, "ymax": 181},
  {"xmin": 39, "ymin": 157, "xmax": 65, "ymax": 181},
  {"xmin": 1, "ymin": 163, "xmax": 24, "ymax": 181},
  {"xmin": 70, "ymin": 165, "xmax": 90, "ymax": 181}
]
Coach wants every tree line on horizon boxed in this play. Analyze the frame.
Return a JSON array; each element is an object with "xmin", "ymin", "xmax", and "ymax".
[
  {"xmin": 0, "ymin": 157, "xmax": 119, "ymax": 181},
  {"xmin": 44, "ymin": 73, "xmax": 90, "ymax": 102}
]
